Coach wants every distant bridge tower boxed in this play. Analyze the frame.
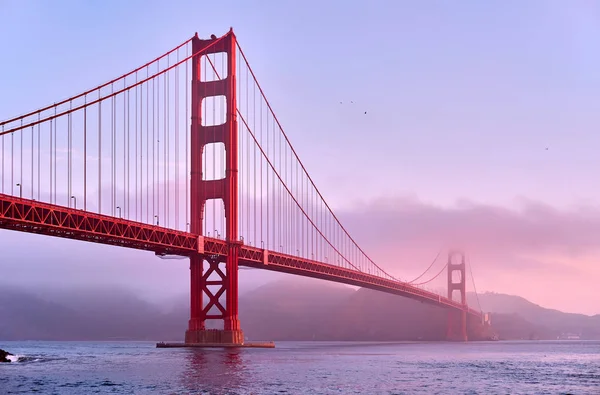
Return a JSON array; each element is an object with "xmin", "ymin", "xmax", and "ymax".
[
  {"xmin": 446, "ymin": 250, "xmax": 467, "ymax": 341},
  {"xmin": 185, "ymin": 29, "xmax": 244, "ymax": 345}
]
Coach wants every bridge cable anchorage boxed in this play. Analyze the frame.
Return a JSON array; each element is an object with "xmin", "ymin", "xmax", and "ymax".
[{"xmin": 407, "ymin": 247, "xmax": 443, "ymax": 284}]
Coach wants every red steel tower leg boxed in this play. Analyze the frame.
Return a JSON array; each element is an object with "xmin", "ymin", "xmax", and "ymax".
[
  {"xmin": 185, "ymin": 29, "xmax": 244, "ymax": 345},
  {"xmin": 446, "ymin": 251, "xmax": 468, "ymax": 342}
]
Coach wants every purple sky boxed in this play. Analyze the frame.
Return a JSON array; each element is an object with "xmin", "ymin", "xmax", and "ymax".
[{"xmin": 1, "ymin": 1, "xmax": 599, "ymax": 315}]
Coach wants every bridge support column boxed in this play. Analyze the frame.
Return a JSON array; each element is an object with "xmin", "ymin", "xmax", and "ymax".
[
  {"xmin": 185, "ymin": 29, "xmax": 244, "ymax": 345},
  {"xmin": 446, "ymin": 251, "xmax": 468, "ymax": 341}
]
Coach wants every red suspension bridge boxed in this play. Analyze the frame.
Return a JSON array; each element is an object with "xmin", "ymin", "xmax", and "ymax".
[{"xmin": 0, "ymin": 29, "xmax": 486, "ymax": 344}]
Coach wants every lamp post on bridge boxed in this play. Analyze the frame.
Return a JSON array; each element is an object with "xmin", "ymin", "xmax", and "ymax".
[
  {"xmin": 71, "ymin": 195, "xmax": 77, "ymax": 209},
  {"xmin": 154, "ymin": 215, "xmax": 159, "ymax": 226},
  {"xmin": 116, "ymin": 206, "xmax": 121, "ymax": 218},
  {"xmin": 15, "ymin": 183, "xmax": 21, "ymax": 198}
]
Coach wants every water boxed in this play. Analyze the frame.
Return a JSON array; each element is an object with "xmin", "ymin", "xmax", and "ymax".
[{"xmin": 1, "ymin": 341, "xmax": 598, "ymax": 394}]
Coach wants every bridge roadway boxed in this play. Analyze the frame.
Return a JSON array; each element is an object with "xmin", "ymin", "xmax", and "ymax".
[{"xmin": 0, "ymin": 193, "xmax": 481, "ymax": 318}]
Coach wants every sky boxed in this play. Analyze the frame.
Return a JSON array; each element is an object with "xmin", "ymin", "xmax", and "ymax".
[{"xmin": 0, "ymin": 1, "xmax": 599, "ymax": 315}]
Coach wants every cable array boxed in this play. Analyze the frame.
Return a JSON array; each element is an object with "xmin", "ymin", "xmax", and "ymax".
[
  {"xmin": 0, "ymin": 32, "xmax": 482, "ymax": 310},
  {"xmin": 0, "ymin": 38, "xmax": 203, "ymax": 231}
]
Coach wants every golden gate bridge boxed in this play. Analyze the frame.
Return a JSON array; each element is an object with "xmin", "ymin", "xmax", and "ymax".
[{"xmin": 0, "ymin": 29, "xmax": 486, "ymax": 345}]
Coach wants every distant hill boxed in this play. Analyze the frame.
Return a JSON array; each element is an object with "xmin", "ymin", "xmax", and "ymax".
[
  {"xmin": 467, "ymin": 292, "xmax": 600, "ymax": 340},
  {"xmin": 0, "ymin": 282, "xmax": 598, "ymax": 341}
]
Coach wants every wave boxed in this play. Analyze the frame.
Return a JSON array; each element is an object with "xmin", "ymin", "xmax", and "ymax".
[
  {"xmin": 6, "ymin": 354, "xmax": 22, "ymax": 362},
  {"xmin": 5, "ymin": 354, "xmax": 43, "ymax": 363}
]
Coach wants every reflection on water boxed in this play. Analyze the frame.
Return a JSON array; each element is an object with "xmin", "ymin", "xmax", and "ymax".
[{"xmin": 180, "ymin": 349, "xmax": 247, "ymax": 393}]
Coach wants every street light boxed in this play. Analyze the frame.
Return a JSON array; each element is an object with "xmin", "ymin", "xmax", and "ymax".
[
  {"xmin": 154, "ymin": 215, "xmax": 159, "ymax": 226},
  {"xmin": 71, "ymin": 195, "xmax": 77, "ymax": 209},
  {"xmin": 116, "ymin": 206, "xmax": 121, "ymax": 218},
  {"xmin": 15, "ymin": 183, "xmax": 21, "ymax": 198}
]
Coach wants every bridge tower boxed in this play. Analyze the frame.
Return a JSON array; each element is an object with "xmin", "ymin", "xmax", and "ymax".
[
  {"xmin": 446, "ymin": 250, "xmax": 468, "ymax": 341},
  {"xmin": 185, "ymin": 30, "xmax": 244, "ymax": 345}
]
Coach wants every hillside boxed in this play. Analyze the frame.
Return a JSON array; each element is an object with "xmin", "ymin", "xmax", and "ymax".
[
  {"xmin": 467, "ymin": 292, "xmax": 600, "ymax": 339},
  {"xmin": 0, "ymin": 282, "xmax": 598, "ymax": 341}
]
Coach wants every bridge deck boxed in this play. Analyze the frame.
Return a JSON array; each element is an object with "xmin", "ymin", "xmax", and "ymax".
[{"xmin": 0, "ymin": 193, "xmax": 480, "ymax": 318}]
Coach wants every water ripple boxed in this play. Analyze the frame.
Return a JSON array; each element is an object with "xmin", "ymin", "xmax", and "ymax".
[{"xmin": 0, "ymin": 340, "xmax": 598, "ymax": 394}]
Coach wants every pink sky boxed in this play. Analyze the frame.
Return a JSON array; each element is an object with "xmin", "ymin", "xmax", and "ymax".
[
  {"xmin": 1, "ymin": 1, "xmax": 599, "ymax": 316},
  {"xmin": 339, "ymin": 197, "xmax": 600, "ymax": 315}
]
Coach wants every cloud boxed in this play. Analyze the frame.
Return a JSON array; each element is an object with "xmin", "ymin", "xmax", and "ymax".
[
  {"xmin": 342, "ymin": 196, "xmax": 600, "ymax": 261},
  {"xmin": 336, "ymin": 196, "xmax": 600, "ymax": 314}
]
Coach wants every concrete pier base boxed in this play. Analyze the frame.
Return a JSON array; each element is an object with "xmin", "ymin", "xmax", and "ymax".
[
  {"xmin": 185, "ymin": 329, "xmax": 245, "ymax": 345},
  {"xmin": 156, "ymin": 341, "xmax": 275, "ymax": 349},
  {"xmin": 155, "ymin": 328, "xmax": 274, "ymax": 348}
]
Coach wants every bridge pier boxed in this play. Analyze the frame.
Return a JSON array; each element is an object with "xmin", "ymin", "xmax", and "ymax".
[
  {"xmin": 446, "ymin": 309, "xmax": 468, "ymax": 342},
  {"xmin": 446, "ymin": 251, "xmax": 468, "ymax": 341},
  {"xmin": 184, "ymin": 254, "xmax": 244, "ymax": 346}
]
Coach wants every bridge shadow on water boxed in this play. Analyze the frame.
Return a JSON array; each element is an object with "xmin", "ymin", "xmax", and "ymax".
[{"xmin": 179, "ymin": 349, "xmax": 249, "ymax": 393}]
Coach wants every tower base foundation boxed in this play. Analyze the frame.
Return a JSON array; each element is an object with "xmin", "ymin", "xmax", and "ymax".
[{"xmin": 184, "ymin": 329, "xmax": 245, "ymax": 345}]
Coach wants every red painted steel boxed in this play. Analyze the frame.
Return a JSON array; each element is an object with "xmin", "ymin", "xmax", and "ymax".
[
  {"xmin": 0, "ymin": 193, "xmax": 198, "ymax": 254},
  {"xmin": 0, "ymin": 192, "xmax": 480, "ymax": 321},
  {"xmin": 446, "ymin": 251, "xmax": 468, "ymax": 341},
  {"xmin": 0, "ymin": 29, "xmax": 484, "ymax": 344},
  {"xmin": 186, "ymin": 30, "xmax": 243, "ymax": 344}
]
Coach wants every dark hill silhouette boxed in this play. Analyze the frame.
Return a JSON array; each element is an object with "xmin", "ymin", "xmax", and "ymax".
[
  {"xmin": 239, "ymin": 280, "xmax": 355, "ymax": 340},
  {"xmin": 323, "ymin": 287, "xmax": 448, "ymax": 340},
  {"xmin": 467, "ymin": 292, "xmax": 600, "ymax": 339},
  {"xmin": 0, "ymin": 288, "xmax": 89, "ymax": 340},
  {"xmin": 0, "ymin": 282, "xmax": 598, "ymax": 341}
]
